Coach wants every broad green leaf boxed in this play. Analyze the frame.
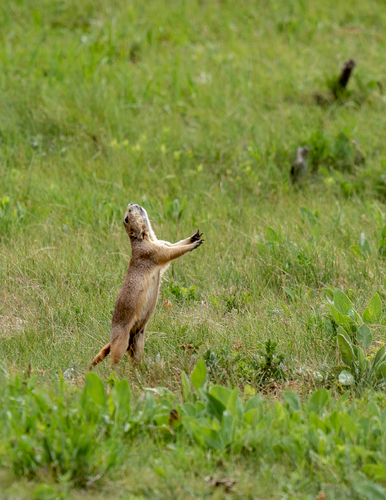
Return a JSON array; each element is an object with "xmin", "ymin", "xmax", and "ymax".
[
  {"xmin": 108, "ymin": 392, "xmax": 115, "ymax": 416},
  {"xmin": 153, "ymin": 415, "xmax": 170, "ymax": 427},
  {"xmin": 146, "ymin": 386, "xmax": 174, "ymax": 396},
  {"xmin": 221, "ymin": 411, "xmax": 236, "ymax": 447},
  {"xmin": 284, "ymin": 391, "xmax": 301, "ymax": 412},
  {"xmin": 113, "ymin": 379, "xmax": 130, "ymax": 419},
  {"xmin": 330, "ymin": 305, "xmax": 345, "ymax": 324},
  {"xmin": 181, "ymin": 371, "xmax": 191, "ymax": 400},
  {"xmin": 199, "ymin": 425, "xmax": 223, "ymax": 450},
  {"xmin": 368, "ymin": 401, "xmax": 381, "ymax": 417},
  {"xmin": 347, "ymin": 306, "xmax": 361, "ymax": 323},
  {"xmin": 300, "ymin": 206, "xmax": 318, "ymax": 226},
  {"xmin": 181, "ymin": 416, "xmax": 205, "ymax": 448},
  {"xmin": 337, "ymin": 391, "xmax": 350, "ymax": 404},
  {"xmin": 308, "ymin": 388, "xmax": 329, "ymax": 413},
  {"xmin": 85, "ymin": 373, "xmax": 106, "ymax": 407},
  {"xmin": 32, "ymin": 392, "xmax": 53, "ymax": 413},
  {"xmin": 226, "ymin": 388, "xmax": 243, "ymax": 419},
  {"xmin": 206, "ymin": 393, "xmax": 226, "ymax": 420},
  {"xmin": 329, "ymin": 411, "xmax": 340, "ymax": 431},
  {"xmin": 375, "ymin": 360, "xmax": 386, "ymax": 377},
  {"xmin": 338, "ymin": 333, "xmax": 355, "ymax": 367},
  {"xmin": 372, "ymin": 346, "xmax": 386, "ymax": 369},
  {"xmin": 338, "ymin": 370, "xmax": 355, "ymax": 386},
  {"xmin": 32, "ymin": 484, "xmax": 62, "ymax": 500},
  {"xmin": 340, "ymin": 412, "xmax": 358, "ymax": 440},
  {"xmin": 337, "ymin": 325, "xmax": 347, "ymax": 336},
  {"xmin": 334, "ymin": 289, "xmax": 352, "ymax": 315},
  {"xmin": 330, "ymin": 305, "xmax": 355, "ymax": 327},
  {"xmin": 359, "ymin": 232, "xmax": 371, "ymax": 256},
  {"xmin": 195, "ymin": 401, "xmax": 205, "ymax": 412},
  {"xmin": 284, "ymin": 287, "xmax": 295, "ymax": 301},
  {"xmin": 180, "ymin": 402, "xmax": 197, "ymax": 417},
  {"xmin": 243, "ymin": 408, "xmax": 260, "ymax": 426},
  {"xmin": 363, "ymin": 464, "xmax": 386, "ymax": 482},
  {"xmin": 307, "ymin": 427, "xmax": 319, "ymax": 451},
  {"xmin": 309, "ymin": 413, "xmax": 327, "ymax": 433},
  {"xmin": 363, "ymin": 293, "xmax": 382, "ymax": 324},
  {"xmin": 350, "ymin": 245, "xmax": 366, "ymax": 260},
  {"xmin": 355, "ymin": 482, "xmax": 386, "ymax": 500},
  {"xmin": 274, "ymin": 401, "xmax": 286, "ymax": 420},
  {"xmin": 244, "ymin": 394, "xmax": 262, "ymax": 413},
  {"xmin": 357, "ymin": 347, "xmax": 368, "ymax": 374},
  {"xmin": 266, "ymin": 226, "xmax": 279, "ymax": 243},
  {"xmin": 378, "ymin": 239, "xmax": 386, "ymax": 257},
  {"xmin": 323, "ymin": 287, "xmax": 334, "ymax": 299},
  {"xmin": 346, "ymin": 288, "xmax": 356, "ymax": 301},
  {"xmin": 357, "ymin": 324, "xmax": 373, "ymax": 349},
  {"xmin": 209, "ymin": 385, "xmax": 231, "ymax": 408},
  {"xmin": 191, "ymin": 358, "xmax": 207, "ymax": 391}
]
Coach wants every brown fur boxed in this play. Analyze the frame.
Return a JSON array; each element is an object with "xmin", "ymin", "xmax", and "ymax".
[{"xmin": 89, "ymin": 204, "xmax": 203, "ymax": 371}]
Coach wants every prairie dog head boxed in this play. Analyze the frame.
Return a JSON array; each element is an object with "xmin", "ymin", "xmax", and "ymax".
[
  {"xmin": 123, "ymin": 204, "xmax": 152, "ymax": 241},
  {"xmin": 296, "ymin": 146, "xmax": 310, "ymax": 162}
]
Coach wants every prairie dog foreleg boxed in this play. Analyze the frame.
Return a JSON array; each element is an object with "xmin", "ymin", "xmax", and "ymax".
[
  {"xmin": 158, "ymin": 230, "xmax": 203, "ymax": 248},
  {"xmin": 155, "ymin": 240, "xmax": 202, "ymax": 265}
]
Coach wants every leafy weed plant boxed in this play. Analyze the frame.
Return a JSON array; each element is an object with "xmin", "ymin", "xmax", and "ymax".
[
  {"xmin": 325, "ymin": 288, "xmax": 386, "ymax": 389},
  {"xmin": 1, "ymin": 362, "xmax": 386, "ymax": 498},
  {"xmin": 202, "ymin": 339, "xmax": 286, "ymax": 387}
]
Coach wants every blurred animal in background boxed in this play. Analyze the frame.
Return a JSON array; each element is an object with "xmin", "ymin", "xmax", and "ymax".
[{"xmin": 290, "ymin": 146, "xmax": 310, "ymax": 185}]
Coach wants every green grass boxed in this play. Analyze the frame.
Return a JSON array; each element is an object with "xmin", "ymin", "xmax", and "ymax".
[
  {"xmin": 2, "ymin": 366, "xmax": 386, "ymax": 500},
  {"xmin": 2, "ymin": 0, "xmax": 386, "ymax": 497}
]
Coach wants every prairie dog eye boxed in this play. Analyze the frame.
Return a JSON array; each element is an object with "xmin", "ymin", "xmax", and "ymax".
[{"xmin": 124, "ymin": 216, "xmax": 129, "ymax": 223}]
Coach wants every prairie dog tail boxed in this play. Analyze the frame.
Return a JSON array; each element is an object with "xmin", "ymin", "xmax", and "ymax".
[{"xmin": 88, "ymin": 343, "xmax": 111, "ymax": 371}]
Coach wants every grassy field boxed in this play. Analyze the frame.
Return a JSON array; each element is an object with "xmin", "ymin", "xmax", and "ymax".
[{"xmin": 2, "ymin": 0, "xmax": 386, "ymax": 498}]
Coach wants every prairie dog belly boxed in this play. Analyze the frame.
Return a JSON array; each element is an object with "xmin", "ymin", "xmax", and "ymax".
[{"xmin": 134, "ymin": 269, "xmax": 161, "ymax": 331}]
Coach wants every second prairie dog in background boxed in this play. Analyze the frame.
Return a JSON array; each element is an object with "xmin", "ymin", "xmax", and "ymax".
[
  {"xmin": 89, "ymin": 204, "xmax": 203, "ymax": 370},
  {"xmin": 290, "ymin": 146, "xmax": 309, "ymax": 185}
]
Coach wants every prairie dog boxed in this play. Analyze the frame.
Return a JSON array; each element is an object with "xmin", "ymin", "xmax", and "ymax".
[
  {"xmin": 89, "ymin": 204, "xmax": 203, "ymax": 370},
  {"xmin": 290, "ymin": 146, "xmax": 309, "ymax": 184}
]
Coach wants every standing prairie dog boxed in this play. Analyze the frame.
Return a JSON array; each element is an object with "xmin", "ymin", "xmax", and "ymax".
[
  {"xmin": 290, "ymin": 146, "xmax": 310, "ymax": 185},
  {"xmin": 89, "ymin": 203, "xmax": 203, "ymax": 371}
]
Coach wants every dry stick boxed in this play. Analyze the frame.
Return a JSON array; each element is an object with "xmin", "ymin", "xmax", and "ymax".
[{"xmin": 314, "ymin": 58, "xmax": 356, "ymax": 105}]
